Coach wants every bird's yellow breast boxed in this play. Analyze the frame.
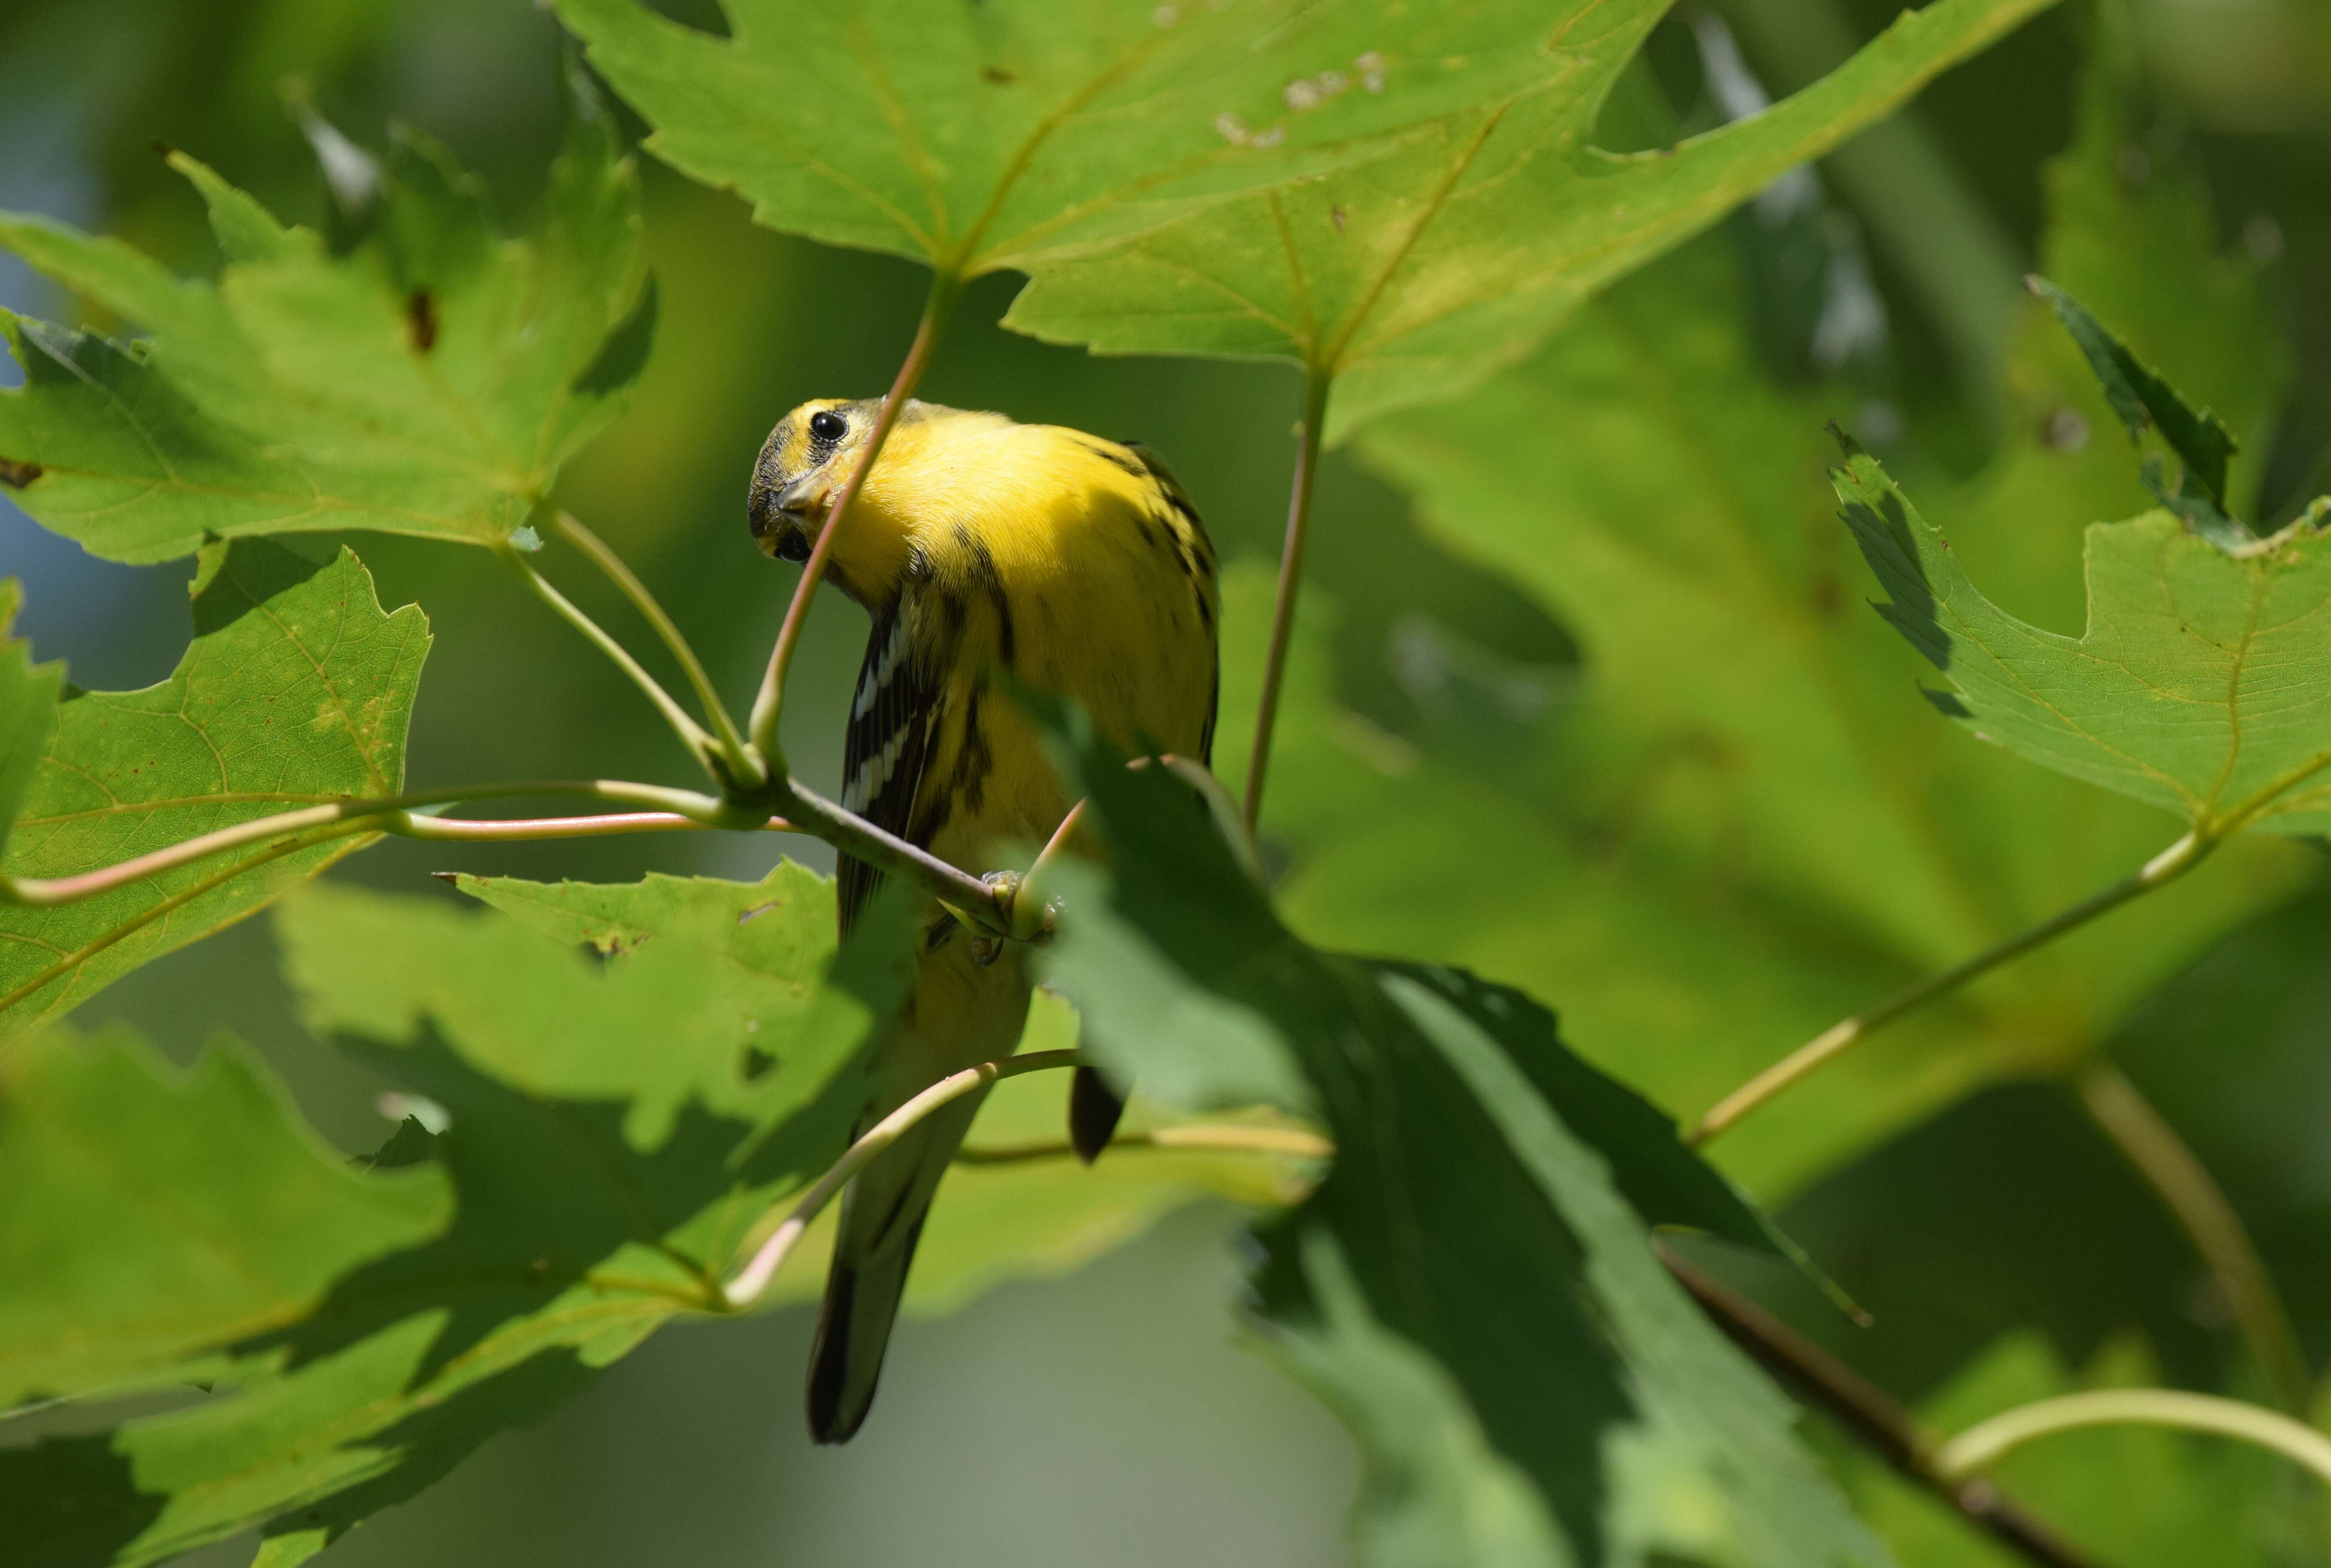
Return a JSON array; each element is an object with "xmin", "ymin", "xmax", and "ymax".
[{"xmin": 837, "ymin": 411, "xmax": 1219, "ymax": 868}]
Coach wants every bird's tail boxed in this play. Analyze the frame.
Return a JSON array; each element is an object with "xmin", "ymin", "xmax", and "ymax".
[{"xmin": 805, "ymin": 1087, "xmax": 989, "ymax": 1444}]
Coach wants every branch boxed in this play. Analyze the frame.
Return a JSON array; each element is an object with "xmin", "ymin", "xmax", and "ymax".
[
  {"xmin": 0, "ymin": 780, "xmax": 741, "ymax": 907},
  {"xmin": 2078, "ymin": 1064, "xmax": 2312, "ymax": 1414},
  {"xmin": 1657, "ymin": 1243, "xmax": 2100, "ymax": 1568},
  {"xmin": 778, "ymin": 777, "xmax": 1015, "ymax": 936},
  {"xmin": 499, "ymin": 541, "xmax": 720, "ymax": 776},
  {"xmin": 748, "ymin": 270, "xmax": 962, "ymax": 759},
  {"xmin": 1937, "ymin": 1389, "xmax": 2331, "ymax": 1491},
  {"xmin": 721, "ymin": 1048, "xmax": 1084, "ymax": 1308},
  {"xmin": 552, "ymin": 511, "xmax": 764, "ymax": 789},
  {"xmin": 1689, "ymin": 830, "xmax": 2210, "ymax": 1144},
  {"xmin": 1244, "ymin": 364, "xmax": 1332, "ymax": 834}
]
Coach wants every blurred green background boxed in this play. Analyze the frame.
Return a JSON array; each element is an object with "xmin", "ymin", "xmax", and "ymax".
[{"xmin": 7, "ymin": 0, "xmax": 2331, "ymax": 1562}]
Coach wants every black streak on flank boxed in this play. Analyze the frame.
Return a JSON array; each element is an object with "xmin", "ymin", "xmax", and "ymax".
[
  {"xmin": 406, "ymin": 289, "xmax": 439, "ymax": 354},
  {"xmin": 0, "ymin": 457, "xmax": 42, "ymax": 489},
  {"xmin": 1080, "ymin": 438, "xmax": 1149, "ymax": 481},
  {"xmin": 952, "ymin": 680, "xmax": 995, "ymax": 819}
]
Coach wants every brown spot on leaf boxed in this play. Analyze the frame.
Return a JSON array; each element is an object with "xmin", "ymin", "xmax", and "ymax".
[
  {"xmin": 406, "ymin": 289, "xmax": 438, "ymax": 354},
  {"xmin": 982, "ymin": 66, "xmax": 1015, "ymax": 85},
  {"xmin": 1810, "ymin": 572, "xmax": 1844, "ymax": 618},
  {"xmin": 0, "ymin": 457, "xmax": 41, "ymax": 489},
  {"xmin": 1330, "ymin": 205, "xmax": 1346, "ymax": 233}
]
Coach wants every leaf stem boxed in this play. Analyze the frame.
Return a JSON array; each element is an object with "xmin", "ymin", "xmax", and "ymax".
[
  {"xmin": 552, "ymin": 511, "xmax": 764, "ymax": 789},
  {"xmin": 1689, "ymin": 830, "xmax": 2210, "ymax": 1145},
  {"xmin": 1244, "ymin": 364, "xmax": 1331, "ymax": 834},
  {"xmin": 1936, "ymin": 1389, "xmax": 2331, "ymax": 1489},
  {"xmin": 2077, "ymin": 1064, "xmax": 2311, "ymax": 1413},
  {"xmin": 0, "ymin": 780, "xmax": 737, "ymax": 906},
  {"xmin": 748, "ymin": 270, "xmax": 961, "ymax": 760},
  {"xmin": 498, "ymin": 542, "xmax": 720, "ymax": 775},
  {"xmin": 721, "ymin": 1047, "xmax": 1083, "ymax": 1308},
  {"xmin": 1657, "ymin": 1242, "xmax": 2099, "ymax": 1568},
  {"xmin": 397, "ymin": 810, "xmax": 793, "ymax": 842}
]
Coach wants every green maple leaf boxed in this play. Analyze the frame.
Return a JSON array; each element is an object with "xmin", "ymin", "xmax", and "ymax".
[
  {"xmin": 1037, "ymin": 712, "xmax": 1890, "ymax": 1568},
  {"xmin": 454, "ymin": 866, "xmax": 1322, "ymax": 1313},
  {"xmin": 1005, "ymin": 0, "xmax": 2061, "ymax": 436},
  {"xmin": 1249, "ymin": 34, "xmax": 2307, "ymax": 1192},
  {"xmin": 0, "ymin": 871, "xmax": 897, "ymax": 1567},
  {"xmin": 552, "ymin": 0, "xmax": 1597, "ymax": 281},
  {"xmin": 1840, "ymin": 451, "xmax": 2331, "ymax": 843},
  {"xmin": 0, "ymin": 859, "xmax": 1329, "ymax": 1565},
  {"xmin": 0, "ymin": 540, "xmax": 428, "ymax": 1038},
  {"xmin": 0, "ymin": 1022, "xmax": 446, "ymax": 1413},
  {"xmin": 0, "ymin": 64, "xmax": 651, "ymax": 563}
]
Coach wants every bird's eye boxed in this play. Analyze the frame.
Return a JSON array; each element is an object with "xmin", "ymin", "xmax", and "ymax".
[{"xmin": 809, "ymin": 411, "xmax": 847, "ymax": 442}]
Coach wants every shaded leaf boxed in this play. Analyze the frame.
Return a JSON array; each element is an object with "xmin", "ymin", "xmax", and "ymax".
[
  {"xmin": 0, "ymin": 581, "xmax": 64, "ymax": 860},
  {"xmin": 1838, "ymin": 453, "xmax": 2331, "ymax": 840},
  {"xmin": 1007, "ymin": 0, "xmax": 2059, "ymax": 436},
  {"xmin": 0, "ymin": 65, "xmax": 647, "ymax": 563},
  {"xmin": 1265, "ymin": 35, "xmax": 2304, "ymax": 1192},
  {"xmin": 1039, "ymin": 719, "xmax": 1889, "ymax": 1568},
  {"xmin": 0, "ymin": 1022, "xmax": 445, "ymax": 1412},
  {"xmin": 553, "ymin": 0, "xmax": 1587, "ymax": 280},
  {"xmin": 0, "ymin": 541, "xmax": 428, "ymax": 1038},
  {"xmin": 0, "ymin": 874, "xmax": 899, "ymax": 1567},
  {"xmin": 2028, "ymin": 276, "xmax": 2237, "ymax": 514}
]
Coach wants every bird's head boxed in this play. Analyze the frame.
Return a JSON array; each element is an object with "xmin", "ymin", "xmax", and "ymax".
[{"xmin": 748, "ymin": 397, "xmax": 882, "ymax": 566}]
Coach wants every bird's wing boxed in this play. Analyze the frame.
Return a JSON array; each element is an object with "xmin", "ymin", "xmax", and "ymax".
[{"xmin": 837, "ymin": 599, "xmax": 947, "ymax": 937}]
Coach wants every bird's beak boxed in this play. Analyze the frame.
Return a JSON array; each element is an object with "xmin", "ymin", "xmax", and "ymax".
[{"xmin": 751, "ymin": 475, "xmax": 829, "ymax": 563}]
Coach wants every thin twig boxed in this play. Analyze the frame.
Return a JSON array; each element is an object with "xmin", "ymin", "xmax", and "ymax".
[
  {"xmin": 1007, "ymin": 798, "xmax": 1086, "ymax": 940},
  {"xmin": 2078, "ymin": 1064, "xmax": 2311, "ymax": 1413},
  {"xmin": 722, "ymin": 1048, "xmax": 1083, "ymax": 1308},
  {"xmin": 0, "ymin": 780, "xmax": 732, "ymax": 907},
  {"xmin": 1937, "ymin": 1388, "xmax": 2331, "ymax": 1489},
  {"xmin": 748, "ymin": 270, "xmax": 962, "ymax": 759},
  {"xmin": 553, "ymin": 511, "xmax": 763, "ymax": 788},
  {"xmin": 1244, "ymin": 365, "xmax": 1331, "ymax": 834},
  {"xmin": 499, "ymin": 542, "xmax": 719, "ymax": 773},
  {"xmin": 1657, "ymin": 1243, "xmax": 2098, "ymax": 1568},
  {"xmin": 1690, "ymin": 831, "xmax": 2210, "ymax": 1145}
]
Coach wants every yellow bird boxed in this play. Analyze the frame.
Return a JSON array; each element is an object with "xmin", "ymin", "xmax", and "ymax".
[{"xmin": 748, "ymin": 397, "xmax": 1220, "ymax": 1443}]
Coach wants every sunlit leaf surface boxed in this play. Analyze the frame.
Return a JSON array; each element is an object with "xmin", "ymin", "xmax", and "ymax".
[
  {"xmin": 0, "ymin": 542, "xmax": 428, "ymax": 1038},
  {"xmin": 0, "ymin": 68, "xmax": 650, "ymax": 563},
  {"xmin": 1007, "ymin": 0, "xmax": 2061, "ymax": 435}
]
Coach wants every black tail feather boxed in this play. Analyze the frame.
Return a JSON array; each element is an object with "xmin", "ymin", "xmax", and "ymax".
[
  {"xmin": 1069, "ymin": 1065, "xmax": 1127, "ymax": 1164},
  {"xmin": 806, "ymin": 1208, "xmax": 930, "ymax": 1445}
]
